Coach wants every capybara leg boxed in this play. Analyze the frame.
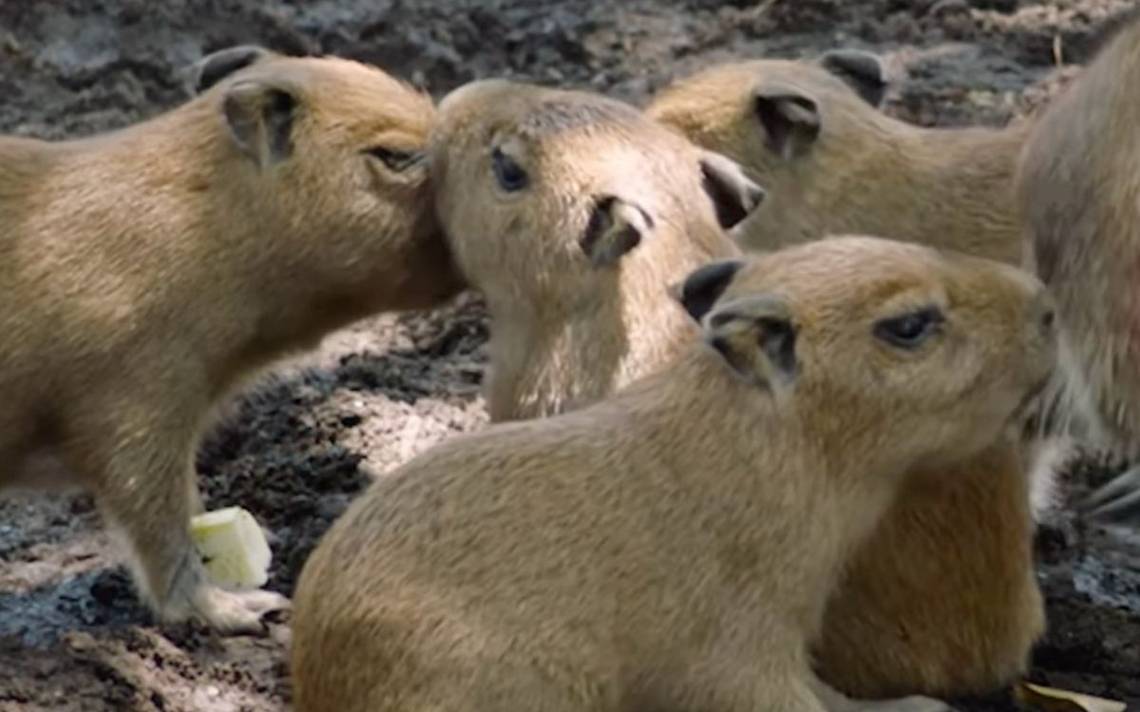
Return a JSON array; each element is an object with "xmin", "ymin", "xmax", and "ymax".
[
  {"xmin": 77, "ymin": 411, "xmax": 288, "ymax": 633},
  {"xmin": 1082, "ymin": 464, "xmax": 1140, "ymax": 525},
  {"xmin": 187, "ymin": 474, "xmax": 206, "ymax": 517}
]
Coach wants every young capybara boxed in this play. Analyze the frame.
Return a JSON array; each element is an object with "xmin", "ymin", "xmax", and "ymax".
[
  {"xmin": 0, "ymin": 46, "xmax": 462, "ymax": 633},
  {"xmin": 646, "ymin": 49, "xmax": 1028, "ymax": 266},
  {"xmin": 428, "ymin": 78, "xmax": 760, "ymax": 421},
  {"xmin": 1016, "ymin": 11, "xmax": 1140, "ymax": 525},
  {"xmin": 291, "ymin": 235, "xmax": 1056, "ymax": 712}
]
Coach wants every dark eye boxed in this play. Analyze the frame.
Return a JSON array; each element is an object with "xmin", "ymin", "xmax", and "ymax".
[
  {"xmin": 492, "ymin": 146, "xmax": 528, "ymax": 192},
  {"xmin": 364, "ymin": 147, "xmax": 423, "ymax": 172},
  {"xmin": 873, "ymin": 307, "xmax": 944, "ymax": 349}
]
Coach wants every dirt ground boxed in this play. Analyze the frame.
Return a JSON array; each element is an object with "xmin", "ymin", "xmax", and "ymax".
[{"xmin": 0, "ymin": 1, "xmax": 1138, "ymax": 710}]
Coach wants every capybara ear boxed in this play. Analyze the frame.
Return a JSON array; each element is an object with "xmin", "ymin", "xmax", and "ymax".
[
  {"xmin": 580, "ymin": 196, "xmax": 655, "ymax": 267},
  {"xmin": 698, "ymin": 151, "xmax": 766, "ymax": 231},
  {"xmin": 818, "ymin": 48, "xmax": 889, "ymax": 107},
  {"xmin": 674, "ymin": 259, "xmax": 744, "ymax": 323},
  {"xmin": 752, "ymin": 86, "xmax": 821, "ymax": 160},
  {"xmin": 703, "ymin": 293, "xmax": 798, "ymax": 390},
  {"xmin": 222, "ymin": 79, "xmax": 297, "ymax": 168},
  {"xmin": 186, "ymin": 45, "xmax": 278, "ymax": 96}
]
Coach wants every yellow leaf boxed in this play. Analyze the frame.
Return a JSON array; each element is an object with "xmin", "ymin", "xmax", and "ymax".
[{"xmin": 1014, "ymin": 681, "xmax": 1127, "ymax": 712}]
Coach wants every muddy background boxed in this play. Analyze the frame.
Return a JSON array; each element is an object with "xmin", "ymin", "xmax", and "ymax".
[{"xmin": 0, "ymin": 1, "xmax": 1138, "ymax": 710}]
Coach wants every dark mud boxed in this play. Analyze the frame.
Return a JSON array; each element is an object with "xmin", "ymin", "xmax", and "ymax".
[{"xmin": 0, "ymin": 1, "xmax": 1137, "ymax": 710}]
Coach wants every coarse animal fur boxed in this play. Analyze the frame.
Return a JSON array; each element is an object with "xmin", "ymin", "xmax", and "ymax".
[
  {"xmin": 291, "ymin": 235, "xmax": 1057, "ymax": 712},
  {"xmin": 645, "ymin": 50, "xmax": 1075, "ymax": 525},
  {"xmin": 645, "ymin": 50, "xmax": 1028, "ymax": 266},
  {"xmin": 0, "ymin": 46, "xmax": 463, "ymax": 632},
  {"xmin": 425, "ymin": 78, "xmax": 1046, "ymax": 698},
  {"xmin": 1016, "ymin": 11, "xmax": 1140, "ymax": 524},
  {"xmin": 429, "ymin": 78, "xmax": 758, "ymax": 421}
]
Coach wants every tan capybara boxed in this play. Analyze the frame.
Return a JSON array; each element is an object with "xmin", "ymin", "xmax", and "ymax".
[
  {"xmin": 291, "ymin": 235, "xmax": 1058, "ymax": 712},
  {"xmin": 1017, "ymin": 11, "xmax": 1140, "ymax": 525},
  {"xmin": 646, "ymin": 49, "xmax": 1029, "ymax": 266},
  {"xmin": 429, "ymin": 79, "xmax": 760, "ymax": 421},
  {"xmin": 0, "ymin": 46, "xmax": 462, "ymax": 633},
  {"xmin": 425, "ymin": 79, "xmax": 1046, "ymax": 698}
]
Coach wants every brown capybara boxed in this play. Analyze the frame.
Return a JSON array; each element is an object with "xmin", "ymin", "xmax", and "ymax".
[
  {"xmin": 646, "ymin": 49, "xmax": 1029, "ymax": 267},
  {"xmin": 291, "ymin": 235, "xmax": 1056, "ymax": 712},
  {"xmin": 428, "ymin": 78, "xmax": 760, "ymax": 421},
  {"xmin": 0, "ymin": 46, "xmax": 462, "ymax": 633},
  {"xmin": 1016, "ymin": 10, "xmax": 1140, "ymax": 525}
]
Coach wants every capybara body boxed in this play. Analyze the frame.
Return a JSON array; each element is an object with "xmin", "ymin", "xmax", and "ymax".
[
  {"xmin": 0, "ymin": 47, "xmax": 462, "ymax": 632},
  {"xmin": 1017, "ymin": 12, "xmax": 1140, "ymax": 524},
  {"xmin": 429, "ymin": 78, "xmax": 758, "ymax": 421},
  {"xmin": 292, "ymin": 236, "xmax": 1056, "ymax": 712}
]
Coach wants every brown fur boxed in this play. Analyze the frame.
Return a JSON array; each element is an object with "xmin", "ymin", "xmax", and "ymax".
[
  {"xmin": 291, "ymin": 235, "xmax": 1057, "ymax": 712},
  {"xmin": 1017, "ymin": 14, "xmax": 1140, "ymax": 461},
  {"xmin": 0, "ymin": 48, "xmax": 463, "ymax": 632},
  {"xmin": 646, "ymin": 55, "xmax": 1028, "ymax": 266},
  {"xmin": 428, "ymin": 79, "xmax": 751, "ymax": 421},
  {"xmin": 815, "ymin": 444, "xmax": 1041, "ymax": 696},
  {"xmin": 424, "ymin": 79, "xmax": 1045, "ymax": 698}
]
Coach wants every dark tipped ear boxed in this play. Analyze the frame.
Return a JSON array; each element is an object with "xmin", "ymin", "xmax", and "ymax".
[
  {"xmin": 223, "ymin": 79, "xmax": 297, "ymax": 168},
  {"xmin": 580, "ymin": 196, "xmax": 654, "ymax": 268},
  {"xmin": 818, "ymin": 48, "xmax": 888, "ymax": 107},
  {"xmin": 753, "ymin": 87, "xmax": 821, "ymax": 160},
  {"xmin": 704, "ymin": 294, "xmax": 798, "ymax": 389},
  {"xmin": 673, "ymin": 259, "xmax": 745, "ymax": 323},
  {"xmin": 187, "ymin": 45, "xmax": 278, "ymax": 96},
  {"xmin": 699, "ymin": 151, "xmax": 766, "ymax": 230}
]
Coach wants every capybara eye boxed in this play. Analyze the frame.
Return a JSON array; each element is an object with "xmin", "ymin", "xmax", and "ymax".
[
  {"xmin": 365, "ymin": 146, "xmax": 423, "ymax": 172},
  {"xmin": 492, "ymin": 146, "xmax": 528, "ymax": 192},
  {"xmin": 873, "ymin": 307, "xmax": 944, "ymax": 349}
]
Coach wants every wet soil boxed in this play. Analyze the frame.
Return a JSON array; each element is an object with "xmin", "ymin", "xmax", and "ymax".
[{"xmin": 0, "ymin": 1, "xmax": 1137, "ymax": 710}]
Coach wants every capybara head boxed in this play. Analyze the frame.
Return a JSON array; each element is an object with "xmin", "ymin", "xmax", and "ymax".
[
  {"xmin": 646, "ymin": 51, "xmax": 904, "ymax": 251},
  {"xmin": 190, "ymin": 47, "xmax": 461, "ymax": 311},
  {"xmin": 426, "ymin": 78, "xmax": 764, "ymax": 419},
  {"xmin": 648, "ymin": 48, "xmax": 887, "ymax": 170},
  {"xmin": 679, "ymin": 235, "xmax": 1057, "ymax": 472},
  {"xmin": 428, "ymin": 78, "xmax": 764, "ymax": 308}
]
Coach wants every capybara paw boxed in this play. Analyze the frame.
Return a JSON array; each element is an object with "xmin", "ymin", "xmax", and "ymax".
[{"xmin": 188, "ymin": 586, "xmax": 291, "ymax": 634}]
